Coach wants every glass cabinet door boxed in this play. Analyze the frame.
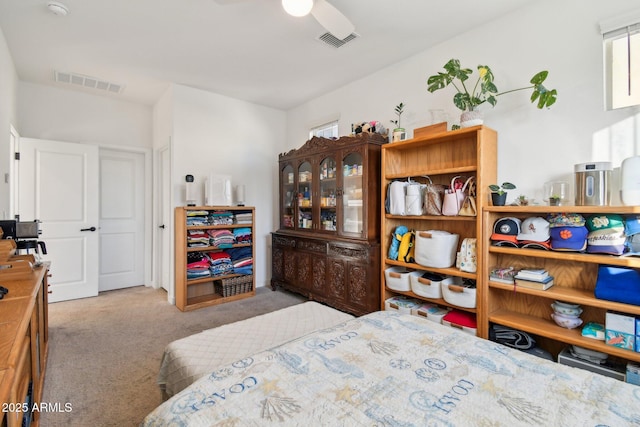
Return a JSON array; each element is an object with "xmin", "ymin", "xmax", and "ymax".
[
  {"xmin": 281, "ymin": 164, "xmax": 295, "ymax": 229},
  {"xmin": 341, "ymin": 152, "xmax": 364, "ymax": 236},
  {"xmin": 297, "ymin": 161, "xmax": 313, "ymax": 230},
  {"xmin": 319, "ymin": 156, "xmax": 337, "ymax": 231}
]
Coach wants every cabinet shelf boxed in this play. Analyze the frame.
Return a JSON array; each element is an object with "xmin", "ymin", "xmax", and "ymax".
[
  {"xmin": 186, "ymin": 223, "xmax": 252, "ymax": 231},
  {"xmin": 385, "ymin": 258, "xmax": 477, "ymax": 280},
  {"xmin": 187, "ymin": 243, "xmax": 251, "ymax": 253},
  {"xmin": 186, "ymin": 273, "xmax": 247, "ymax": 286},
  {"xmin": 385, "ymin": 165, "xmax": 477, "ymax": 181},
  {"xmin": 385, "ymin": 286, "xmax": 477, "ymax": 314},
  {"xmin": 489, "ymin": 281, "xmax": 640, "ymax": 315},
  {"xmin": 385, "ymin": 214, "xmax": 476, "ymax": 222},
  {"xmin": 489, "ymin": 309, "xmax": 640, "ymax": 363},
  {"xmin": 488, "ymin": 246, "xmax": 640, "ymax": 267}
]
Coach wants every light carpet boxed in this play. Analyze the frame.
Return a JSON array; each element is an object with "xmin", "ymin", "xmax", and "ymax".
[{"xmin": 40, "ymin": 285, "xmax": 306, "ymax": 427}]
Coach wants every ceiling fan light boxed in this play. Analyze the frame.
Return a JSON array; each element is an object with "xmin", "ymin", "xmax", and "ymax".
[{"xmin": 282, "ymin": 0, "xmax": 314, "ymax": 17}]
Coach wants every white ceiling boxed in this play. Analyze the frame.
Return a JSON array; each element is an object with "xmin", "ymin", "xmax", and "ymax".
[{"xmin": 0, "ymin": 0, "xmax": 532, "ymax": 110}]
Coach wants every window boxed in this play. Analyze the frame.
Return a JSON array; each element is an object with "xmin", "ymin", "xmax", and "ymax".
[
  {"xmin": 602, "ymin": 14, "xmax": 640, "ymax": 110},
  {"xmin": 309, "ymin": 120, "xmax": 339, "ymax": 140}
]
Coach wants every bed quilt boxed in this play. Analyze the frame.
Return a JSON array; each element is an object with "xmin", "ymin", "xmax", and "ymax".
[
  {"xmin": 157, "ymin": 301, "xmax": 355, "ymax": 398},
  {"xmin": 143, "ymin": 310, "xmax": 640, "ymax": 426}
]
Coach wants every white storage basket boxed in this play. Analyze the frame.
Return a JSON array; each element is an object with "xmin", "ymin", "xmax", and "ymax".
[
  {"xmin": 410, "ymin": 272, "xmax": 457, "ymax": 299},
  {"xmin": 414, "ymin": 230, "xmax": 459, "ymax": 268},
  {"xmin": 441, "ymin": 280, "xmax": 477, "ymax": 309},
  {"xmin": 384, "ymin": 267, "xmax": 421, "ymax": 292},
  {"xmin": 411, "ymin": 303, "xmax": 450, "ymax": 324},
  {"xmin": 384, "ymin": 296, "xmax": 421, "ymax": 314}
]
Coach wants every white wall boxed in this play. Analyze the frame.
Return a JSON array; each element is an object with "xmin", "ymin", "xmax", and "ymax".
[
  {"xmin": 17, "ymin": 82, "xmax": 152, "ymax": 148},
  {"xmin": 287, "ymin": 0, "xmax": 640, "ymax": 204},
  {"xmin": 0, "ymin": 27, "xmax": 18, "ymax": 219},
  {"xmin": 170, "ymin": 84, "xmax": 287, "ymax": 288}
]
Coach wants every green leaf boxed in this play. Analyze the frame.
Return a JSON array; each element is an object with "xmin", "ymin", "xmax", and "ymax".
[
  {"xmin": 488, "ymin": 185, "xmax": 501, "ymax": 192},
  {"xmin": 530, "ymin": 71, "xmax": 548, "ymax": 85},
  {"xmin": 501, "ymin": 182, "xmax": 516, "ymax": 190}
]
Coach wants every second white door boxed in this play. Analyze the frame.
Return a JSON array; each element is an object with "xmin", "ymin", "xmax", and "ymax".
[{"xmin": 99, "ymin": 148, "xmax": 145, "ymax": 292}]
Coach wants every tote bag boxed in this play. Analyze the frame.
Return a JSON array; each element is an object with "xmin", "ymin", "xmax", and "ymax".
[
  {"xmin": 442, "ymin": 176, "xmax": 465, "ymax": 216},
  {"xmin": 422, "ymin": 176, "xmax": 447, "ymax": 216},
  {"xmin": 458, "ymin": 176, "xmax": 477, "ymax": 217}
]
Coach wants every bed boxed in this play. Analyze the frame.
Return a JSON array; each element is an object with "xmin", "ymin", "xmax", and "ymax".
[
  {"xmin": 157, "ymin": 301, "xmax": 355, "ymax": 399},
  {"xmin": 143, "ymin": 310, "xmax": 640, "ymax": 426}
]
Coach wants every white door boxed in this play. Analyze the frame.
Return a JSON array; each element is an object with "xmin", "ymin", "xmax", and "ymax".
[
  {"xmin": 159, "ymin": 145, "xmax": 172, "ymax": 296},
  {"xmin": 98, "ymin": 149, "xmax": 145, "ymax": 291},
  {"xmin": 18, "ymin": 138, "xmax": 100, "ymax": 302}
]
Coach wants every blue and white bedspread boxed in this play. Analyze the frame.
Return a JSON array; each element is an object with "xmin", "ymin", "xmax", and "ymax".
[{"xmin": 142, "ymin": 311, "xmax": 640, "ymax": 426}]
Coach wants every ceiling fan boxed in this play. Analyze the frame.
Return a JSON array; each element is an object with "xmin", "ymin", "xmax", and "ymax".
[{"xmin": 214, "ymin": 0, "xmax": 355, "ymax": 40}]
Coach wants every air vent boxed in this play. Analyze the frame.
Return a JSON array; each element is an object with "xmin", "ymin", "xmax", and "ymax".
[
  {"xmin": 317, "ymin": 32, "xmax": 358, "ymax": 48},
  {"xmin": 54, "ymin": 71, "xmax": 124, "ymax": 94}
]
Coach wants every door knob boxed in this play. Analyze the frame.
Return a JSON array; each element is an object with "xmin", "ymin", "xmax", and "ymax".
[
  {"xmin": 159, "ymin": 224, "xmax": 166, "ymax": 229},
  {"xmin": 80, "ymin": 226, "xmax": 97, "ymax": 232}
]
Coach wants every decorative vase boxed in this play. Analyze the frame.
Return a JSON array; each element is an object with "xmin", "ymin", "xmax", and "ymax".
[
  {"xmin": 460, "ymin": 109, "xmax": 483, "ymax": 128},
  {"xmin": 491, "ymin": 192, "xmax": 507, "ymax": 206}
]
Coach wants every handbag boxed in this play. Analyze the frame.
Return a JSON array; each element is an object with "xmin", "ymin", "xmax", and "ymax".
[
  {"xmin": 441, "ymin": 176, "xmax": 465, "ymax": 216},
  {"xmin": 458, "ymin": 237, "xmax": 477, "ymax": 273},
  {"xmin": 458, "ymin": 176, "xmax": 477, "ymax": 217},
  {"xmin": 422, "ymin": 176, "xmax": 447, "ymax": 216}
]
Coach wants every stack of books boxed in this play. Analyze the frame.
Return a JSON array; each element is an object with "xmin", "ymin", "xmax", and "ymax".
[
  {"xmin": 489, "ymin": 266, "xmax": 518, "ymax": 285},
  {"xmin": 513, "ymin": 268, "xmax": 554, "ymax": 290}
]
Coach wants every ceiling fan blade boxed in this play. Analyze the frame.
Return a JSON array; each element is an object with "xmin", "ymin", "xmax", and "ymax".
[{"xmin": 311, "ymin": 0, "xmax": 355, "ymax": 40}]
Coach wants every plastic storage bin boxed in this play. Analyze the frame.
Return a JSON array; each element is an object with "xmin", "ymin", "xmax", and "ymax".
[
  {"xmin": 441, "ymin": 279, "xmax": 477, "ymax": 309},
  {"xmin": 414, "ymin": 230, "xmax": 459, "ymax": 268}
]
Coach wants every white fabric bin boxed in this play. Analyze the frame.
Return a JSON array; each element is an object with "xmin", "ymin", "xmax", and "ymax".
[
  {"xmin": 410, "ymin": 272, "xmax": 459, "ymax": 299},
  {"xmin": 411, "ymin": 303, "xmax": 450, "ymax": 324},
  {"xmin": 414, "ymin": 230, "xmax": 459, "ymax": 268},
  {"xmin": 384, "ymin": 296, "xmax": 421, "ymax": 314},
  {"xmin": 441, "ymin": 280, "xmax": 477, "ymax": 309},
  {"xmin": 384, "ymin": 267, "xmax": 420, "ymax": 292}
]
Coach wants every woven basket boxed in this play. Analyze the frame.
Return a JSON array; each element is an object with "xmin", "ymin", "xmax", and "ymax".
[{"xmin": 214, "ymin": 275, "xmax": 253, "ymax": 297}]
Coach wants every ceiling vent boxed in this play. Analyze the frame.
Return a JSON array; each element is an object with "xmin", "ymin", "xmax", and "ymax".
[
  {"xmin": 317, "ymin": 32, "xmax": 358, "ymax": 48},
  {"xmin": 54, "ymin": 71, "xmax": 124, "ymax": 94}
]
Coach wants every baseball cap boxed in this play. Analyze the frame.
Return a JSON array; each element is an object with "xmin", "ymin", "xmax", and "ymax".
[
  {"xmin": 492, "ymin": 240, "xmax": 519, "ymax": 248},
  {"xmin": 624, "ymin": 215, "xmax": 640, "ymax": 236},
  {"xmin": 586, "ymin": 214, "xmax": 625, "ymax": 232},
  {"xmin": 586, "ymin": 228, "xmax": 627, "ymax": 255},
  {"xmin": 622, "ymin": 234, "xmax": 640, "ymax": 256},
  {"xmin": 547, "ymin": 213, "xmax": 586, "ymax": 228},
  {"xmin": 550, "ymin": 225, "xmax": 588, "ymax": 251},
  {"xmin": 520, "ymin": 241, "xmax": 552, "ymax": 250},
  {"xmin": 517, "ymin": 217, "xmax": 550, "ymax": 242},
  {"xmin": 491, "ymin": 217, "xmax": 522, "ymax": 244}
]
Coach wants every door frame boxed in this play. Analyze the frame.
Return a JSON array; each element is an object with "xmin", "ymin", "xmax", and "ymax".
[{"xmin": 155, "ymin": 143, "xmax": 174, "ymax": 304}]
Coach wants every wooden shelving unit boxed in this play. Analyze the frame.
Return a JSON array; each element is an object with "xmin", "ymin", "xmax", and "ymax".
[
  {"xmin": 380, "ymin": 123, "xmax": 497, "ymax": 336},
  {"xmin": 483, "ymin": 204, "xmax": 640, "ymax": 363},
  {"xmin": 175, "ymin": 206, "xmax": 255, "ymax": 311}
]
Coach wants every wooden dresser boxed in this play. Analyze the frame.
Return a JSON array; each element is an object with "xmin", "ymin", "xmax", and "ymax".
[{"xmin": 0, "ymin": 241, "xmax": 49, "ymax": 427}]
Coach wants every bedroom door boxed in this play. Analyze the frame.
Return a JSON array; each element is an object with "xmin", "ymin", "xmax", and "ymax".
[
  {"xmin": 18, "ymin": 138, "xmax": 100, "ymax": 302},
  {"xmin": 98, "ymin": 148, "xmax": 145, "ymax": 291}
]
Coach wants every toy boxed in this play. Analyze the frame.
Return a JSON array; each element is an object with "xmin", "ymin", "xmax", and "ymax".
[
  {"xmin": 398, "ymin": 230, "xmax": 416, "ymax": 263},
  {"xmin": 388, "ymin": 225, "xmax": 408, "ymax": 260}
]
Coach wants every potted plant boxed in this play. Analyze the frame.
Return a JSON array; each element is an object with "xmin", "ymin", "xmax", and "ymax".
[
  {"xmin": 489, "ymin": 182, "xmax": 516, "ymax": 206},
  {"xmin": 390, "ymin": 102, "xmax": 405, "ymax": 142},
  {"xmin": 426, "ymin": 59, "xmax": 557, "ymax": 128}
]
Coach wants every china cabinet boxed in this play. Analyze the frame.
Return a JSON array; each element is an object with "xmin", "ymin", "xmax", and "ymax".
[{"xmin": 272, "ymin": 133, "xmax": 386, "ymax": 315}]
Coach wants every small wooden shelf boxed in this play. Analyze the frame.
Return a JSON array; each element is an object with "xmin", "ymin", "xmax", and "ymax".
[
  {"xmin": 489, "ymin": 245, "xmax": 640, "ymax": 267},
  {"xmin": 176, "ymin": 206, "xmax": 255, "ymax": 312},
  {"xmin": 489, "ymin": 309, "xmax": 640, "ymax": 363},
  {"xmin": 385, "ymin": 259, "xmax": 477, "ymax": 280}
]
